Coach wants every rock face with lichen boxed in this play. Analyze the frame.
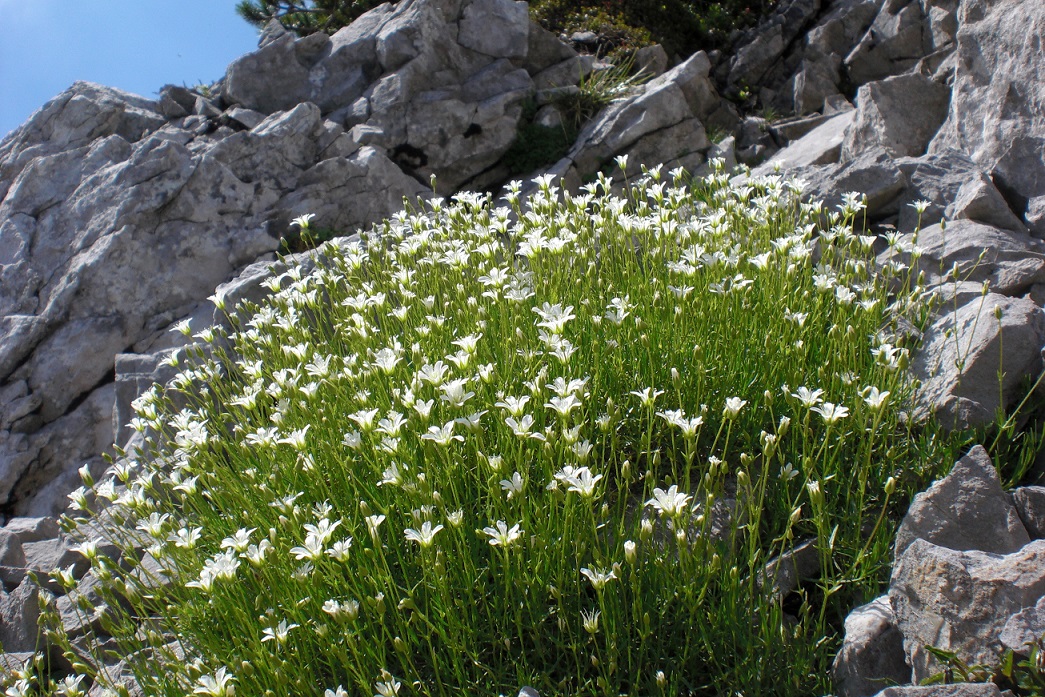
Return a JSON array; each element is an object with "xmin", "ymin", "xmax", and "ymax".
[{"xmin": 3, "ymin": 0, "xmax": 1045, "ymax": 694}]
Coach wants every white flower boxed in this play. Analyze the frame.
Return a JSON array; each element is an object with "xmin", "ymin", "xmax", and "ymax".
[
  {"xmin": 325, "ymin": 686, "xmax": 349, "ymax": 697},
  {"xmin": 505, "ymin": 414, "xmax": 544, "ymax": 440},
  {"xmin": 483, "ymin": 520, "xmax": 523, "ymax": 547},
  {"xmin": 500, "ymin": 472, "xmax": 524, "ymax": 498},
  {"xmin": 791, "ymin": 386, "xmax": 824, "ymax": 409},
  {"xmin": 193, "ymin": 668, "xmax": 235, "ymax": 697},
  {"xmin": 545, "ymin": 394, "xmax": 582, "ymax": 417},
  {"xmin": 722, "ymin": 397, "xmax": 748, "ymax": 419},
  {"xmin": 630, "ymin": 387, "xmax": 664, "ymax": 407},
  {"xmin": 645, "ymin": 485, "xmax": 692, "ymax": 517},
  {"xmin": 581, "ymin": 608, "xmax": 601, "ymax": 635},
  {"xmin": 581, "ymin": 566, "xmax": 618, "ymax": 590},
  {"xmin": 289, "ymin": 535, "xmax": 325, "ymax": 561},
  {"xmin": 365, "ymin": 514, "xmax": 386, "ymax": 541},
  {"xmin": 290, "ymin": 213, "xmax": 316, "ymax": 229},
  {"xmin": 532, "ymin": 302, "xmax": 576, "ymax": 333},
  {"xmin": 421, "ymin": 421, "xmax": 464, "ymax": 446},
  {"xmin": 811, "ymin": 402, "xmax": 849, "ymax": 425},
  {"xmin": 220, "ymin": 528, "xmax": 255, "ymax": 553},
  {"xmin": 495, "ymin": 395, "xmax": 530, "ymax": 416},
  {"xmin": 326, "ymin": 539, "xmax": 354, "ymax": 562},
  {"xmin": 439, "ymin": 378, "xmax": 475, "ymax": 408},
  {"xmin": 560, "ymin": 466, "xmax": 603, "ymax": 498},
  {"xmin": 862, "ymin": 386, "xmax": 891, "ymax": 411},
  {"xmin": 261, "ymin": 619, "xmax": 299, "ymax": 645},
  {"xmin": 404, "ymin": 521, "xmax": 444, "ymax": 549},
  {"xmin": 170, "ymin": 527, "xmax": 203, "ymax": 549},
  {"xmin": 374, "ymin": 678, "xmax": 401, "ymax": 697}
]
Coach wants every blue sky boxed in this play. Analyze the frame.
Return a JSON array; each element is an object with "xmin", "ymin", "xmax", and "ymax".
[{"xmin": 1, "ymin": 1, "xmax": 263, "ymax": 137}]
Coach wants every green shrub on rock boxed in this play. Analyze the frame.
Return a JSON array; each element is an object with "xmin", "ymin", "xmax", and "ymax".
[{"xmin": 52, "ymin": 164, "xmax": 969, "ymax": 696}]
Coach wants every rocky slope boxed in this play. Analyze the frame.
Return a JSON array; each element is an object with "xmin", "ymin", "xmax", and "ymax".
[{"xmin": 1, "ymin": 0, "xmax": 1045, "ymax": 693}]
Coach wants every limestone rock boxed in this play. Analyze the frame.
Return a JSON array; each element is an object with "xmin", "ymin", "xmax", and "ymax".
[
  {"xmin": 793, "ymin": 148, "xmax": 907, "ymax": 220},
  {"xmin": 728, "ymin": 0, "xmax": 822, "ymax": 93},
  {"xmin": 845, "ymin": 0, "xmax": 929, "ymax": 86},
  {"xmin": 0, "ymin": 82, "xmax": 164, "ymax": 202},
  {"xmin": 893, "ymin": 150, "xmax": 1026, "ymax": 233},
  {"xmin": 880, "ymin": 219, "xmax": 1045, "ymax": 296},
  {"xmin": 0, "ymin": 577, "xmax": 40, "ymax": 653},
  {"xmin": 891, "ymin": 538, "xmax": 1045, "ymax": 682},
  {"xmin": 1013, "ymin": 486, "xmax": 1045, "ymax": 540},
  {"xmin": 928, "ymin": 0, "xmax": 1045, "ymax": 236},
  {"xmin": 457, "ymin": 0, "xmax": 529, "ymax": 59},
  {"xmin": 894, "ymin": 445, "xmax": 1030, "ymax": 559},
  {"xmin": 832, "ymin": 595, "xmax": 910, "ymax": 697},
  {"xmin": 841, "ymin": 73, "xmax": 950, "ymax": 162},
  {"xmin": 912, "ymin": 294, "xmax": 1045, "ymax": 430},
  {"xmin": 874, "ymin": 686, "xmax": 1006, "ymax": 696},
  {"xmin": 755, "ymin": 110, "xmax": 855, "ymax": 173},
  {"xmin": 1000, "ymin": 594, "xmax": 1045, "ymax": 654}
]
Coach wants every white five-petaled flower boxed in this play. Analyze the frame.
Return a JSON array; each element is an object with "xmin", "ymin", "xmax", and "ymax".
[
  {"xmin": 374, "ymin": 678, "xmax": 402, "ymax": 697},
  {"xmin": 532, "ymin": 302, "xmax": 576, "ymax": 333},
  {"xmin": 193, "ymin": 667, "xmax": 235, "ymax": 697},
  {"xmin": 645, "ymin": 485, "xmax": 692, "ymax": 518},
  {"xmin": 862, "ymin": 386, "xmax": 891, "ymax": 411},
  {"xmin": 580, "ymin": 566, "xmax": 618, "ymax": 590},
  {"xmin": 261, "ymin": 619, "xmax": 299, "ymax": 645},
  {"xmin": 500, "ymin": 471, "xmax": 524, "ymax": 498},
  {"xmin": 723, "ymin": 397, "xmax": 748, "ymax": 419},
  {"xmin": 505, "ymin": 414, "xmax": 545, "ymax": 440},
  {"xmin": 630, "ymin": 387, "xmax": 665, "ymax": 408},
  {"xmin": 546, "ymin": 394, "xmax": 582, "ymax": 417},
  {"xmin": 404, "ymin": 521, "xmax": 444, "ymax": 548},
  {"xmin": 495, "ymin": 394, "xmax": 531, "ymax": 416},
  {"xmin": 290, "ymin": 213, "xmax": 316, "ymax": 230},
  {"xmin": 811, "ymin": 402, "xmax": 850, "ymax": 425},
  {"xmin": 421, "ymin": 421, "xmax": 464, "ymax": 446},
  {"xmin": 791, "ymin": 386, "xmax": 825, "ymax": 409},
  {"xmin": 483, "ymin": 520, "xmax": 523, "ymax": 547},
  {"xmin": 560, "ymin": 466, "xmax": 603, "ymax": 498}
]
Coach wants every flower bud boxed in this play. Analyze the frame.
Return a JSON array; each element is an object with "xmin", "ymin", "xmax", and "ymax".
[{"xmin": 624, "ymin": 540, "xmax": 637, "ymax": 564}]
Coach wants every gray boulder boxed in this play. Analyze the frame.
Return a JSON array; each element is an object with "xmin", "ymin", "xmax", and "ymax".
[
  {"xmin": 0, "ymin": 577, "xmax": 40, "ymax": 653},
  {"xmin": 891, "ymin": 538, "xmax": 1045, "ymax": 682},
  {"xmin": 457, "ymin": 0, "xmax": 529, "ymax": 59},
  {"xmin": 562, "ymin": 52, "xmax": 726, "ymax": 183},
  {"xmin": 832, "ymin": 595, "xmax": 911, "ymax": 697},
  {"xmin": 1012, "ymin": 486, "xmax": 1045, "ymax": 540},
  {"xmin": 894, "ymin": 445, "xmax": 1030, "ymax": 559},
  {"xmin": 1000, "ymin": 594, "xmax": 1045, "ymax": 654},
  {"xmin": 928, "ymin": 0, "xmax": 1045, "ymax": 236},
  {"xmin": 911, "ymin": 294, "xmax": 1045, "ymax": 430},
  {"xmin": 893, "ymin": 150, "xmax": 1026, "ymax": 233},
  {"xmin": 845, "ymin": 0, "xmax": 929, "ymax": 86},
  {"xmin": 880, "ymin": 220, "xmax": 1045, "ymax": 296},
  {"xmin": 755, "ymin": 109, "xmax": 855, "ymax": 173},
  {"xmin": 793, "ymin": 148, "xmax": 907, "ymax": 221},
  {"xmin": 841, "ymin": 73, "xmax": 950, "ymax": 162},
  {"xmin": 0, "ymin": 82, "xmax": 165, "ymax": 203},
  {"xmin": 727, "ymin": 0, "xmax": 822, "ymax": 95},
  {"xmin": 874, "ymin": 686, "xmax": 1006, "ymax": 696}
]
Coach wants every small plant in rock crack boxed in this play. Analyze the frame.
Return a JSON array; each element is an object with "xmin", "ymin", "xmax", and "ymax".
[
  {"xmin": 923, "ymin": 639, "xmax": 1045, "ymax": 695},
  {"xmin": 49, "ymin": 161, "xmax": 975, "ymax": 697}
]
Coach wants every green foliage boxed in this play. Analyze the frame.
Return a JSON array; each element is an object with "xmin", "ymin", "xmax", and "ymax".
[
  {"xmin": 924, "ymin": 639, "xmax": 1045, "ymax": 695},
  {"xmin": 44, "ymin": 165, "xmax": 980, "ymax": 697},
  {"xmin": 501, "ymin": 101, "xmax": 577, "ymax": 176},
  {"xmin": 236, "ymin": 0, "xmax": 776, "ymax": 55},
  {"xmin": 529, "ymin": 0, "xmax": 775, "ymax": 57},
  {"xmin": 235, "ymin": 0, "xmax": 383, "ymax": 35}
]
